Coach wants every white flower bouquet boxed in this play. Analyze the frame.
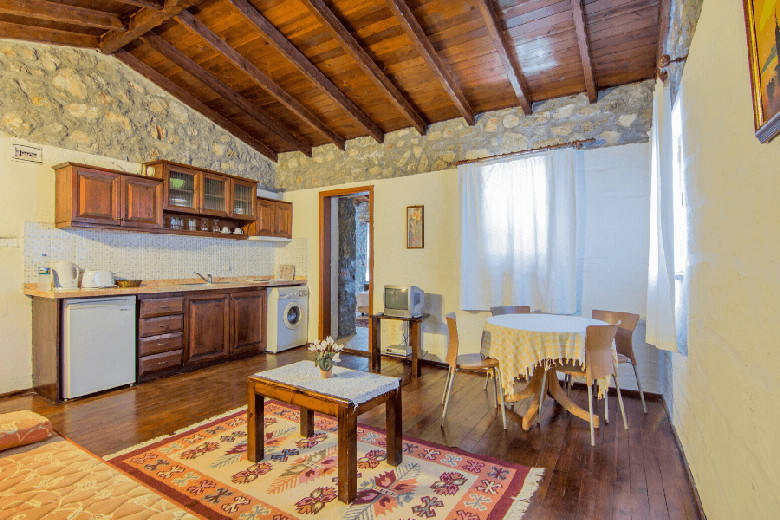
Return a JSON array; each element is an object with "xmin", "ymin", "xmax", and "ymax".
[{"xmin": 308, "ymin": 336, "xmax": 343, "ymax": 374}]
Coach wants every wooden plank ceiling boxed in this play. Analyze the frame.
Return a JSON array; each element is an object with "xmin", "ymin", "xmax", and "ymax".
[{"xmin": 0, "ymin": 0, "xmax": 666, "ymax": 161}]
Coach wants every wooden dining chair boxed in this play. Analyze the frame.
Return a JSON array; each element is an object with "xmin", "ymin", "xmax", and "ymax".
[
  {"xmin": 592, "ymin": 309, "xmax": 646, "ymax": 413},
  {"xmin": 442, "ymin": 312, "xmax": 507, "ymax": 429},
  {"xmin": 556, "ymin": 324, "xmax": 627, "ymax": 446},
  {"xmin": 490, "ymin": 305, "xmax": 531, "ymax": 316}
]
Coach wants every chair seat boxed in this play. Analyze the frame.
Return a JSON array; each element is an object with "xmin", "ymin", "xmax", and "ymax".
[
  {"xmin": 617, "ymin": 353, "xmax": 631, "ymax": 364},
  {"xmin": 456, "ymin": 353, "xmax": 499, "ymax": 370}
]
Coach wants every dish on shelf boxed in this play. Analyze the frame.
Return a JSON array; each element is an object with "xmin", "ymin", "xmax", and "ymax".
[{"xmin": 116, "ymin": 279, "xmax": 143, "ymax": 288}]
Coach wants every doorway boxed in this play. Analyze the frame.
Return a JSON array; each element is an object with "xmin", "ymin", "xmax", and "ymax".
[{"xmin": 319, "ymin": 186, "xmax": 373, "ymax": 354}]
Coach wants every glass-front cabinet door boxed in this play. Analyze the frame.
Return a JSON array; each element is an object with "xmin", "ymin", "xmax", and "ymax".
[
  {"xmin": 201, "ymin": 173, "xmax": 228, "ymax": 216},
  {"xmin": 165, "ymin": 166, "xmax": 199, "ymax": 214},
  {"xmin": 230, "ymin": 179, "xmax": 256, "ymax": 219}
]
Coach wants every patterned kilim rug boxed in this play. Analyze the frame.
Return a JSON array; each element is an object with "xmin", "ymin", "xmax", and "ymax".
[{"xmin": 107, "ymin": 401, "xmax": 542, "ymax": 519}]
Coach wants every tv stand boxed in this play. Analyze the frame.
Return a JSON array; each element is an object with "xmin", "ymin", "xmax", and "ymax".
[{"xmin": 369, "ymin": 313, "xmax": 430, "ymax": 379}]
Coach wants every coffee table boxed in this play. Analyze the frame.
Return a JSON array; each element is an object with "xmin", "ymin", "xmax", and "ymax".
[{"xmin": 247, "ymin": 361, "xmax": 402, "ymax": 503}]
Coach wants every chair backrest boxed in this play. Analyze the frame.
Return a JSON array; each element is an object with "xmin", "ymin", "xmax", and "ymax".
[
  {"xmin": 592, "ymin": 309, "xmax": 640, "ymax": 363},
  {"xmin": 585, "ymin": 324, "xmax": 618, "ymax": 381},
  {"xmin": 444, "ymin": 312, "xmax": 460, "ymax": 368},
  {"xmin": 490, "ymin": 305, "xmax": 531, "ymax": 316}
]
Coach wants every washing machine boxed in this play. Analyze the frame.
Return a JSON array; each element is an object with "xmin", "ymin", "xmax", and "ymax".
[{"xmin": 267, "ymin": 286, "xmax": 309, "ymax": 352}]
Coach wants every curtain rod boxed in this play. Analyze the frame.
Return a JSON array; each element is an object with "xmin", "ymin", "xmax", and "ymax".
[{"xmin": 453, "ymin": 138, "xmax": 597, "ymax": 167}]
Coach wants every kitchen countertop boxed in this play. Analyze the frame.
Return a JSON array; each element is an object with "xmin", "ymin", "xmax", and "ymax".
[{"xmin": 24, "ymin": 276, "xmax": 306, "ymax": 299}]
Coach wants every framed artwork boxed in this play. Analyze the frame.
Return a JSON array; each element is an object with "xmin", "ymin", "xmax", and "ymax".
[
  {"xmin": 406, "ymin": 205, "xmax": 424, "ymax": 249},
  {"xmin": 744, "ymin": 0, "xmax": 780, "ymax": 142}
]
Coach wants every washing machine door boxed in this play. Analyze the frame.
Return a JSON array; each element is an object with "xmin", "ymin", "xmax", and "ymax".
[{"xmin": 283, "ymin": 301, "xmax": 302, "ymax": 330}]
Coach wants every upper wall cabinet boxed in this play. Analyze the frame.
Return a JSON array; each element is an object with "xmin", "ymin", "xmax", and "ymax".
[
  {"xmin": 55, "ymin": 163, "xmax": 163, "ymax": 230},
  {"xmin": 252, "ymin": 197, "xmax": 292, "ymax": 239}
]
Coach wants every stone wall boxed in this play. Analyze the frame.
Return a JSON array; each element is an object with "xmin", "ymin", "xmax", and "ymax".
[
  {"xmin": 276, "ymin": 80, "xmax": 653, "ymax": 190},
  {"xmin": 0, "ymin": 39, "xmax": 274, "ymax": 186},
  {"xmin": 666, "ymin": 0, "xmax": 704, "ymax": 103},
  {"xmin": 337, "ymin": 197, "xmax": 357, "ymax": 339},
  {"xmin": 354, "ymin": 200, "xmax": 369, "ymax": 289}
]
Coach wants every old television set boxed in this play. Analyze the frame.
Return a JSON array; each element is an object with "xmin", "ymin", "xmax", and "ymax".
[{"xmin": 383, "ymin": 285, "xmax": 424, "ymax": 318}]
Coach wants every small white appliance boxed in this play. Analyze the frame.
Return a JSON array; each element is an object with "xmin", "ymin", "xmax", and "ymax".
[
  {"xmin": 82, "ymin": 269, "xmax": 115, "ymax": 288},
  {"xmin": 62, "ymin": 296, "xmax": 136, "ymax": 399},
  {"xmin": 267, "ymin": 286, "xmax": 308, "ymax": 353},
  {"xmin": 51, "ymin": 261, "xmax": 79, "ymax": 290},
  {"xmin": 383, "ymin": 285, "xmax": 425, "ymax": 318}
]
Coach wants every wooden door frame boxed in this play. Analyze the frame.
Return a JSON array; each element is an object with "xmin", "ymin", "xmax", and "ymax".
[{"xmin": 319, "ymin": 186, "xmax": 374, "ymax": 341}]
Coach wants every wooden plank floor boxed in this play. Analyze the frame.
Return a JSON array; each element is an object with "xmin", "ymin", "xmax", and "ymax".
[{"xmin": 0, "ymin": 349, "xmax": 701, "ymax": 519}]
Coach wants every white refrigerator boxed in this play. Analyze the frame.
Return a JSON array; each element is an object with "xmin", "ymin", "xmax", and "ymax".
[{"xmin": 62, "ymin": 296, "xmax": 136, "ymax": 399}]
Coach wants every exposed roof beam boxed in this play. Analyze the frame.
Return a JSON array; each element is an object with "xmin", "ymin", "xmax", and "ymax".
[
  {"xmin": 228, "ymin": 0, "xmax": 384, "ymax": 143},
  {"xmin": 176, "ymin": 9, "xmax": 345, "ymax": 150},
  {"xmin": 301, "ymin": 0, "xmax": 427, "ymax": 135},
  {"xmin": 571, "ymin": 0, "xmax": 597, "ymax": 103},
  {"xmin": 472, "ymin": 0, "xmax": 532, "ymax": 114},
  {"xmin": 111, "ymin": 0, "xmax": 163, "ymax": 9},
  {"xmin": 115, "ymin": 50, "xmax": 277, "ymax": 161},
  {"xmin": 0, "ymin": 0, "xmax": 125, "ymax": 31},
  {"xmin": 0, "ymin": 20, "xmax": 98, "ymax": 47},
  {"xmin": 656, "ymin": 0, "xmax": 671, "ymax": 67},
  {"xmin": 143, "ymin": 33, "xmax": 312, "ymax": 156},
  {"xmin": 100, "ymin": 0, "xmax": 192, "ymax": 54},
  {"xmin": 383, "ymin": 0, "xmax": 475, "ymax": 125}
]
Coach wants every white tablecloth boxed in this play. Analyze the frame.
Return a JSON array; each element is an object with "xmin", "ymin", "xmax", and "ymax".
[
  {"xmin": 481, "ymin": 314, "xmax": 614, "ymax": 398},
  {"xmin": 254, "ymin": 361, "xmax": 399, "ymax": 405}
]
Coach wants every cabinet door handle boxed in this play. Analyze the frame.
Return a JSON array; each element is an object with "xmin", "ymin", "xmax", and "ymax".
[
  {"xmin": 160, "ymin": 305, "xmax": 170, "ymax": 310},
  {"xmin": 157, "ymin": 342, "xmax": 165, "ymax": 346},
  {"xmin": 156, "ymin": 361, "xmax": 167, "ymax": 366}
]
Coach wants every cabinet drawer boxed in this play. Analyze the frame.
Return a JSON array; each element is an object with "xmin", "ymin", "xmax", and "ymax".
[
  {"xmin": 138, "ymin": 332, "xmax": 183, "ymax": 357},
  {"xmin": 139, "ymin": 350, "xmax": 182, "ymax": 376},
  {"xmin": 139, "ymin": 315, "xmax": 183, "ymax": 337},
  {"xmin": 139, "ymin": 297, "xmax": 183, "ymax": 318}
]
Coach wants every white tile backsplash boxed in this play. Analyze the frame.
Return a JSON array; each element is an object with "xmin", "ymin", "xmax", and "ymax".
[{"xmin": 23, "ymin": 222, "xmax": 307, "ymax": 283}]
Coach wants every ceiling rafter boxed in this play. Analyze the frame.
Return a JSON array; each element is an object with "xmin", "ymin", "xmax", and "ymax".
[
  {"xmin": 100, "ymin": 0, "xmax": 193, "ymax": 54},
  {"xmin": 0, "ymin": 20, "xmax": 98, "ymax": 47},
  {"xmin": 571, "ymin": 0, "xmax": 597, "ymax": 103},
  {"xmin": 115, "ymin": 50, "xmax": 277, "ymax": 161},
  {"xmin": 112, "ymin": 0, "xmax": 163, "ymax": 9},
  {"xmin": 383, "ymin": 0, "xmax": 475, "ymax": 125},
  {"xmin": 472, "ymin": 0, "xmax": 532, "ymax": 115},
  {"xmin": 301, "ymin": 0, "xmax": 427, "ymax": 136},
  {"xmin": 142, "ymin": 33, "xmax": 312, "ymax": 156},
  {"xmin": 227, "ymin": 0, "xmax": 385, "ymax": 143},
  {"xmin": 656, "ymin": 0, "xmax": 671, "ymax": 68},
  {"xmin": 0, "ymin": 0, "xmax": 125, "ymax": 31},
  {"xmin": 175, "ymin": 9, "xmax": 346, "ymax": 150}
]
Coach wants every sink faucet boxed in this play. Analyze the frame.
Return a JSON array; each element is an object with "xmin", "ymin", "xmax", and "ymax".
[{"xmin": 194, "ymin": 272, "xmax": 213, "ymax": 284}]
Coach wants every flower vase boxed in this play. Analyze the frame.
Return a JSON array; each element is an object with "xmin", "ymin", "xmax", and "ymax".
[{"xmin": 320, "ymin": 368, "xmax": 332, "ymax": 379}]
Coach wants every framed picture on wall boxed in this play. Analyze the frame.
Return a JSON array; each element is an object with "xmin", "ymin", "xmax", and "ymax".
[
  {"xmin": 406, "ymin": 205, "xmax": 424, "ymax": 249},
  {"xmin": 744, "ymin": 0, "xmax": 780, "ymax": 142}
]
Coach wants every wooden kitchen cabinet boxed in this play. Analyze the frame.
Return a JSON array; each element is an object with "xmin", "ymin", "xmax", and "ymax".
[
  {"xmin": 230, "ymin": 179, "xmax": 256, "ymax": 220},
  {"xmin": 137, "ymin": 294, "xmax": 184, "ymax": 381},
  {"xmin": 253, "ymin": 197, "xmax": 293, "ymax": 238},
  {"xmin": 184, "ymin": 293, "xmax": 230, "ymax": 366},
  {"xmin": 255, "ymin": 198, "xmax": 275, "ymax": 235},
  {"xmin": 54, "ymin": 163, "xmax": 163, "ymax": 230},
  {"xmin": 274, "ymin": 201, "xmax": 293, "ymax": 238},
  {"xmin": 230, "ymin": 290, "xmax": 266, "ymax": 355}
]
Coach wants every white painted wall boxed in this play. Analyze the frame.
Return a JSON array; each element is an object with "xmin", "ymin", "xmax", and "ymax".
[
  {"xmin": 663, "ymin": 1, "xmax": 780, "ymax": 518},
  {"xmin": 285, "ymin": 142, "xmax": 662, "ymax": 391}
]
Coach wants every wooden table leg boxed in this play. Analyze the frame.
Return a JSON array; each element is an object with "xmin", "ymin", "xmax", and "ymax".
[
  {"xmin": 409, "ymin": 319, "xmax": 422, "ymax": 379},
  {"xmin": 521, "ymin": 369, "xmax": 546, "ymax": 430},
  {"xmin": 506, "ymin": 369, "xmax": 543, "ymax": 404},
  {"xmin": 300, "ymin": 406, "xmax": 314, "ymax": 437},
  {"xmin": 385, "ymin": 387, "xmax": 402, "ymax": 466},
  {"xmin": 547, "ymin": 370, "xmax": 599, "ymax": 428},
  {"xmin": 370, "ymin": 316, "xmax": 381, "ymax": 373},
  {"xmin": 337, "ymin": 407, "xmax": 358, "ymax": 503},
  {"xmin": 247, "ymin": 384, "xmax": 264, "ymax": 462}
]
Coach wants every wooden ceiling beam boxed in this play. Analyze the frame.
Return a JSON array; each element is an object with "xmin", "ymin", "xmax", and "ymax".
[
  {"xmin": 115, "ymin": 50, "xmax": 277, "ymax": 161},
  {"xmin": 656, "ymin": 0, "xmax": 671, "ymax": 71},
  {"xmin": 228, "ymin": 0, "xmax": 384, "ymax": 143},
  {"xmin": 175, "ymin": 9, "xmax": 345, "ymax": 150},
  {"xmin": 100, "ymin": 0, "xmax": 193, "ymax": 54},
  {"xmin": 0, "ymin": 20, "xmax": 99, "ymax": 47},
  {"xmin": 0, "ymin": 0, "xmax": 125, "ymax": 31},
  {"xmin": 111, "ymin": 0, "xmax": 163, "ymax": 9},
  {"xmin": 142, "ymin": 33, "xmax": 312, "ymax": 156},
  {"xmin": 383, "ymin": 0, "xmax": 475, "ymax": 125},
  {"xmin": 301, "ymin": 0, "xmax": 427, "ymax": 135},
  {"xmin": 571, "ymin": 0, "xmax": 597, "ymax": 103},
  {"xmin": 472, "ymin": 0, "xmax": 532, "ymax": 115}
]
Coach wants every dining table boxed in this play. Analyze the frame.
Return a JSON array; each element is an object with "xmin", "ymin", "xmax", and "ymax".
[{"xmin": 481, "ymin": 313, "xmax": 615, "ymax": 430}]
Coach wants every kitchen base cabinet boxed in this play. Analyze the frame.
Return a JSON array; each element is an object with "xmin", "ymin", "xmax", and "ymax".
[
  {"xmin": 137, "ymin": 294, "xmax": 184, "ymax": 382},
  {"xmin": 184, "ymin": 294, "xmax": 230, "ymax": 366},
  {"xmin": 230, "ymin": 290, "xmax": 266, "ymax": 356}
]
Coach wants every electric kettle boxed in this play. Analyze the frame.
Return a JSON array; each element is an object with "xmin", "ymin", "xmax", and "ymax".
[{"xmin": 51, "ymin": 261, "xmax": 79, "ymax": 290}]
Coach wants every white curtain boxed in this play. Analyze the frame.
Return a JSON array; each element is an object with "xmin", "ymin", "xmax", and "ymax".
[
  {"xmin": 646, "ymin": 80, "xmax": 678, "ymax": 351},
  {"xmin": 460, "ymin": 148, "xmax": 580, "ymax": 313}
]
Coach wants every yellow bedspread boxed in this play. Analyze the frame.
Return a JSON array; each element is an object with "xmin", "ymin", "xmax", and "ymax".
[{"xmin": 0, "ymin": 436, "xmax": 196, "ymax": 519}]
